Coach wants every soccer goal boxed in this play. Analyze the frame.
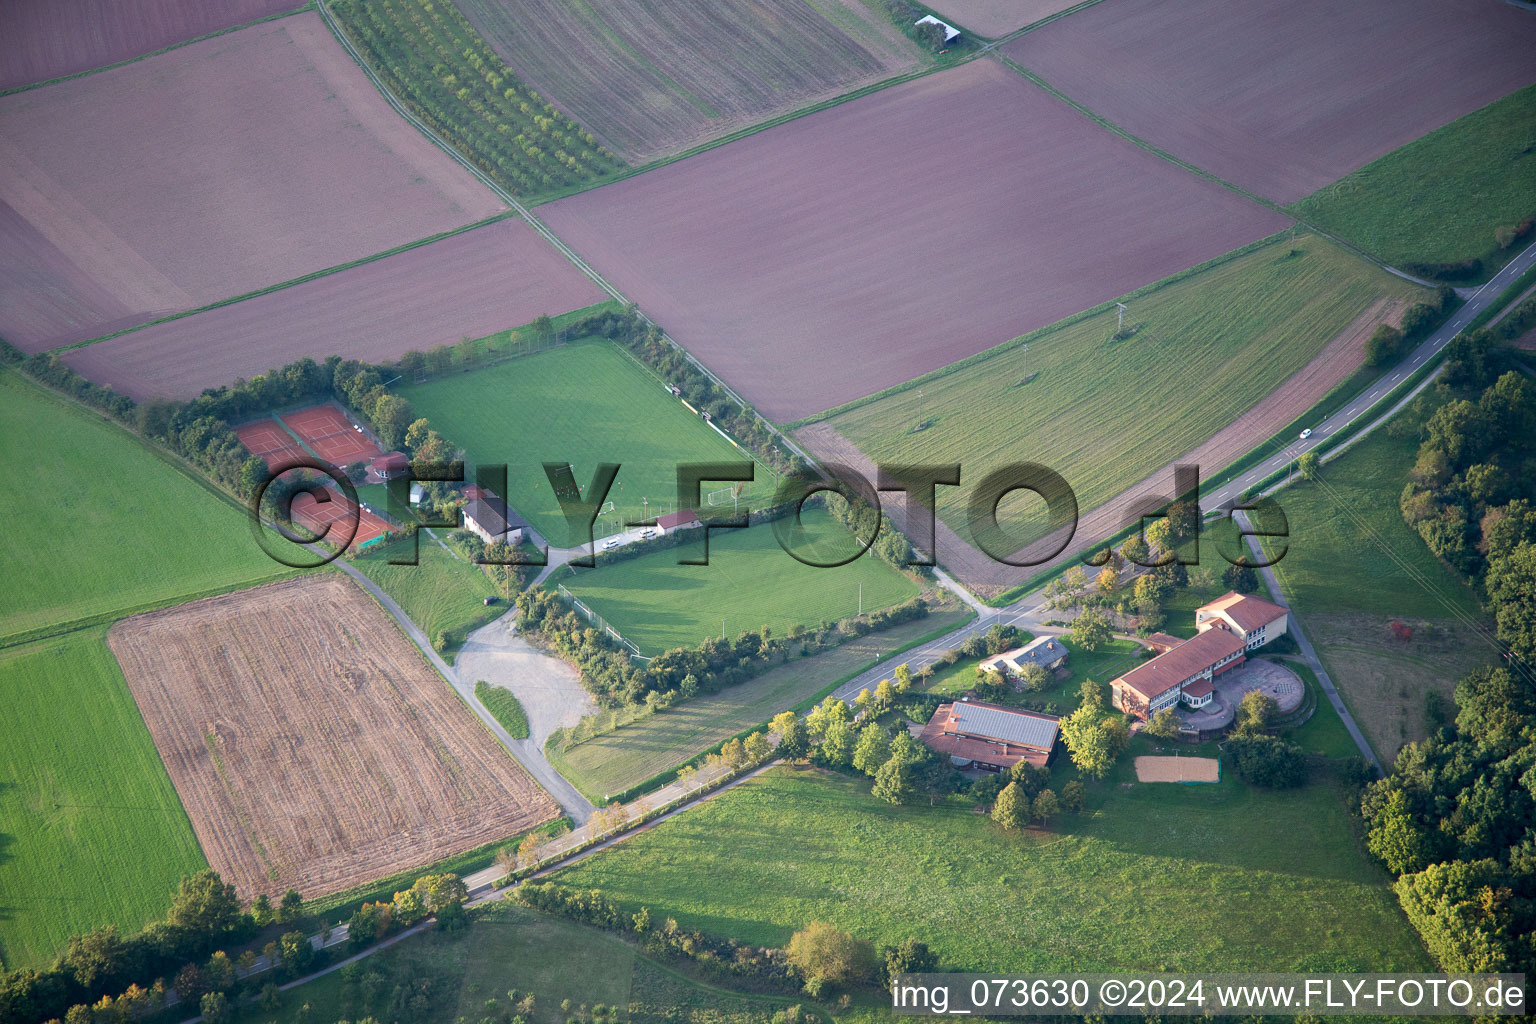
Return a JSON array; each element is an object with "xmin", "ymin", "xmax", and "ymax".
[{"xmin": 706, "ymin": 482, "xmax": 750, "ymax": 512}]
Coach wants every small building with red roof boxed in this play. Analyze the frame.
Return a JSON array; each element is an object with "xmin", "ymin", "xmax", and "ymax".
[{"xmin": 918, "ymin": 700, "xmax": 1059, "ymax": 772}]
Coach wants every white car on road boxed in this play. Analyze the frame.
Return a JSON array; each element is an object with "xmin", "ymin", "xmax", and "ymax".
[{"xmin": 1298, "ymin": 428, "xmax": 1313, "ymax": 440}]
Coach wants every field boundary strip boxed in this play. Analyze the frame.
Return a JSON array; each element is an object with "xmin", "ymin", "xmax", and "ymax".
[
  {"xmin": 45, "ymin": 211, "xmax": 520, "ymax": 354},
  {"xmin": 312, "ymin": 0, "xmax": 820, "ymax": 468},
  {"xmin": 0, "ymin": 2, "xmax": 313, "ymax": 97}
]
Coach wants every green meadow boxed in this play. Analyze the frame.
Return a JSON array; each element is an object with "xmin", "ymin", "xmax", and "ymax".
[
  {"xmin": 220, "ymin": 902, "xmax": 803, "ymax": 1024},
  {"xmin": 549, "ymin": 605, "xmax": 972, "ymax": 800},
  {"xmin": 821, "ymin": 237, "xmax": 1423, "ymax": 543},
  {"xmin": 1292, "ymin": 85, "xmax": 1536, "ymax": 273},
  {"xmin": 0, "ymin": 371, "xmax": 291, "ymax": 642},
  {"xmin": 400, "ymin": 341, "xmax": 781, "ymax": 547},
  {"xmin": 553, "ymin": 765, "xmax": 1429, "ymax": 974},
  {"xmin": 1260, "ymin": 397, "xmax": 1496, "ymax": 760},
  {"xmin": 556, "ymin": 507, "xmax": 920, "ymax": 655},
  {"xmin": 350, "ymin": 537, "xmax": 501, "ymax": 660},
  {"xmin": 0, "ymin": 631, "xmax": 207, "ymax": 969}
]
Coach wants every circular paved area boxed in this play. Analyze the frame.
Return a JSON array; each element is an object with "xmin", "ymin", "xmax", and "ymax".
[{"xmin": 1177, "ymin": 657, "xmax": 1303, "ymax": 731}]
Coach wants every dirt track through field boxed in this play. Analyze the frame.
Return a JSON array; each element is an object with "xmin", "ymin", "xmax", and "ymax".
[
  {"xmin": 540, "ymin": 59, "xmax": 1287, "ymax": 422},
  {"xmin": 107, "ymin": 575, "xmax": 557, "ymax": 900},
  {"xmin": 1006, "ymin": 0, "xmax": 1536, "ymax": 203},
  {"xmin": 0, "ymin": 12, "xmax": 504, "ymax": 353},
  {"xmin": 798, "ymin": 299, "xmax": 1403, "ymax": 596}
]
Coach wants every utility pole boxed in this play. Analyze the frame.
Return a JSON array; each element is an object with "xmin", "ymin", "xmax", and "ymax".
[
  {"xmin": 916, "ymin": 389, "xmax": 924, "ymax": 431},
  {"xmin": 859, "ymin": 581, "xmax": 863, "ymax": 616},
  {"xmin": 1116, "ymin": 302, "xmax": 1128, "ymax": 333}
]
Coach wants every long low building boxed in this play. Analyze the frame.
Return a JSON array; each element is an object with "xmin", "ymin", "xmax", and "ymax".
[
  {"xmin": 918, "ymin": 700, "xmax": 1060, "ymax": 772},
  {"xmin": 1111, "ymin": 591, "xmax": 1289, "ymax": 719}
]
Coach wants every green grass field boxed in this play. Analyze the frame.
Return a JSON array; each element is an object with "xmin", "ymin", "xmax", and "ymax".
[
  {"xmin": 1260, "ymin": 397, "xmax": 1498, "ymax": 760},
  {"xmin": 350, "ymin": 537, "xmax": 501, "ymax": 660},
  {"xmin": 400, "ymin": 341, "xmax": 780, "ymax": 547},
  {"xmin": 0, "ymin": 630, "xmax": 207, "ymax": 969},
  {"xmin": 1292, "ymin": 85, "xmax": 1536, "ymax": 273},
  {"xmin": 552, "ymin": 764, "xmax": 1428, "ymax": 974},
  {"xmin": 222, "ymin": 903, "xmax": 803, "ymax": 1024},
  {"xmin": 0, "ymin": 372, "xmax": 292, "ymax": 642},
  {"xmin": 477, "ymin": 680, "xmax": 531, "ymax": 739},
  {"xmin": 549, "ymin": 605, "xmax": 972, "ymax": 800},
  {"xmin": 556, "ymin": 508, "xmax": 920, "ymax": 655},
  {"xmin": 1261, "ymin": 402, "xmax": 1482, "ymax": 622},
  {"xmin": 821, "ymin": 237, "xmax": 1424, "ymax": 541}
]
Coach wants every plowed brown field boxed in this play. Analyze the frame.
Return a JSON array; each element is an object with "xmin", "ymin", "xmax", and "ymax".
[
  {"xmin": 1006, "ymin": 0, "xmax": 1536, "ymax": 203},
  {"xmin": 63, "ymin": 220, "xmax": 605, "ymax": 400},
  {"xmin": 0, "ymin": 0, "xmax": 299, "ymax": 91},
  {"xmin": 0, "ymin": 12, "xmax": 503, "ymax": 353},
  {"xmin": 107, "ymin": 575, "xmax": 557, "ymax": 900},
  {"xmin": 539, "ymin": 59, "xmax": 1288, "ymax": 422},
  {"xmin": 456, "ymin": 0, "xmax": 920, "ymax": 162}
]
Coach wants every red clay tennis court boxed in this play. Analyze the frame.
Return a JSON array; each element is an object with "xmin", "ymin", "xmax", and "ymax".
[
  {"xmin": 290, "ymin": 487, "xmax": 390, "ymax": 551},
  {"xmin": 281, "ymin": 404, "xmax": 383, "ymax": 466},
  {"xmin": 235, "ymin": 419, "xmax": 306, "ymax": 472}
]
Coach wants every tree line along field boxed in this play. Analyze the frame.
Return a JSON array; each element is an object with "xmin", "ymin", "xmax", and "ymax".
[
  {"xmin": 0, "ymin": 0, "xmax": 300, "ymax": 91},
  {"xmin": 215, "ymin": 902, "xmax": 799, "ymax": 1024},
  {"xmin": 106, "ymin": 574, "xmax": 559, "ymax": 902},
  {"xmin": 538, "ymin": 58, "xmax": 1290, "ymax": 422},
  {"xmin": 819, "ymin": 236, "xmax": 1423, "ymax": 550},
  {"xmin": 452, "ymin": 0, "xmax": 922, "ymax": 163},
  {"xmin": 557, "ymin": 507, "xmax": 921, "ymax": 656},
  {"xmin": 552, "ymin": 765, "xmax": 1429, "ymax": 975},
  {"xmin": 1291, "ymin": 85, "xmax": 1536, "ymax": 274},
  {"xmin": 0, "ymin": 629, "xmax": 207, "ymax": 970},
  {"xmin": 550, "ymin": 604, "xmax": 973, "ymax": 801},
  {"xmin": 0, "ymin": 371, "xmax": 292, "ymax": 643},
  {"xmin": 399, "ymin": 340, "xmax": 782, "ymax": 548},
  {"xmin": 330, "ymin": 0, "xmax": 624, "ymax": 200},
  {"xmin": 1005, "ymin": 0, "xmax": 1536, "ymax": 205},
  {"xmin": 1259, "ymin": 396, "xmax": 1496, "ymax": 762},
  {"xmin": 63, "ymin": 220, "xmax": 608, "ymax": 402},
  {"xmin": 0, "ymin": 11, "xmax": 505, "ymax": 354}
]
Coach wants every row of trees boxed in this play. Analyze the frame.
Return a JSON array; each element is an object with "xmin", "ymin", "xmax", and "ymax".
[
  {"xmin": 1399, "ymin": 370, "xmax": 1536, "ymax": 663},
  {"xmin": 1361, "ymin": 665, "xmax": 1535, "ymax": 973},
  {"xmin": 0, "ymin": 871, "xmax": 286, "ymax": 1024},
  {"xmin": 346, "ymin": 873, "xmax": 470, "ymax": 950},
  {"xmin": 332, "ymin": 0, "xmax": 622, "ymax": 196},
  {"xmin": 518, "ymin": 584, "xmax": 930, "ymax": 708}
]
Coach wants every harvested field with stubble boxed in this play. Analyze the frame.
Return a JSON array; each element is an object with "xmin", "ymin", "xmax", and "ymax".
[
  {"xmin": 455, "ymin": 0, "xmax": 921, "ymax": 162},
  {"xmin": 540, "ymin": 59, "xmax": 1288, "ymax": 422},
  {"xmin": 0, "ymin": 11, "xmax": 504, "ymax": 353},
  {"xmin": 1006, "ymin": 0, "xmax": 1536, "ymax": 204},
  {"xmin": 63, "ymin": 220, "xmax": 606, "ymax": 400},
  {"xmin": 106, "ymin": 575, "xmax": 558, "ymax": 901},
  {"xmin": 0, "ymin": 0, "xmax": 299, "ymax": 90}
]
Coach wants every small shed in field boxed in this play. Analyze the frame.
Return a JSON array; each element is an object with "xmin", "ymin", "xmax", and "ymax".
[{"xmin": 915, "ymin": 14, "xmax": 960, "ymax": 42}]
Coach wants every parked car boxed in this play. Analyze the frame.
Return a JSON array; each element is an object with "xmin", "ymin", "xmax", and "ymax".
[
  {"xmin": 602, "ymin": 538, "xmax": 620, "ymax": 550},
  {"xmin": 483, "ymin": 596, "xmax": 499, "ymax": 606},
  {"xmin": 640, "ymin": 528, "xmax": 658, "ymax": 539}
]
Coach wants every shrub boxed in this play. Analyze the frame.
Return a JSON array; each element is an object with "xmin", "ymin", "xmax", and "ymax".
[
  {"xmin": 1225, "ymin": 734, "xmax": 1306, "ymax": 788},
  {"xmin": 1364, "ymin": 323, "xmax": 1404, "ymax": 366}
]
